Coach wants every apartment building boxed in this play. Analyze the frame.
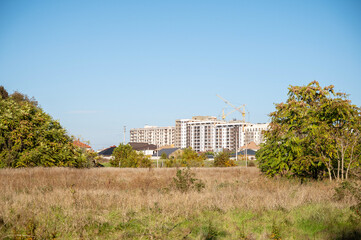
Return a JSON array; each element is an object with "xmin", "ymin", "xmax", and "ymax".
[
  {"xmin": 214, "ymin": 122, "xmax": 248, "ymax": 152},
  {"xmin": 187, "ymin": 120, "xmax": 221, "ymax": 152},
  {"xmin": 175, "ymin": 119, "xmax": 190, "ymax": 149},
  {"xmin": 244, "ymin": 123, "xmax": 269, "ymax": 145},
  {"xmin": 129, "ymin": 125, "xmax": 175, "ymax": 147},
  {"xmin": 132, "ymin": 116, "xmax": 268, "ymax": 152},
  {"xmin": 175, "ymin": 117, "xmax": 268, "ymax": 152},
  {"xmin": 175, "ymin": 116, "xmax": 223, "ymax": 152}
]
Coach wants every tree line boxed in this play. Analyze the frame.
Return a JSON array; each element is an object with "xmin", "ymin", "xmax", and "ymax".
[{"xmin": 110, "ymin": 144, "xmax": 237, "ymax": 168}]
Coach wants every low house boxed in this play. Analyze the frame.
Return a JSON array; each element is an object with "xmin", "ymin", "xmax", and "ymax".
[
  {"xmin": 231, "ymin": 149, "xmax": 257, "ymax": 160},
  {"xmin": 152, "ymin": 148, "xmax": 180, "ymax": 159},
  {"xmin": 239, "ymin": 141, "xmax": 260, "ymax": 151},
  {"xmin": 128, "ymin": 142, "xmax": 157, "ymax": 156},
  {"xmin": 97, "ymin": 145, "xmax": 117, "ymax": 159},
  {"xmin": 169, "ymin": 149, "xmax": 183, "ymax": 159}
]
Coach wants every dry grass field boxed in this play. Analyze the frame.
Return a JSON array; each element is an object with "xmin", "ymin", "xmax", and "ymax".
[{"xmin": 0, "ymin": 167, "xmax": 360, "ymax": 239}]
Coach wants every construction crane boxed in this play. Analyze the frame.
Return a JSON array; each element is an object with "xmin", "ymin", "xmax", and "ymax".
[
  {"xmin": 216, "ymin": 94, "xmax": 247, "ymax": 164},
  {"xmin": 220, "ymin": 108, "xmax": 237, "ymax": 121},
  {"xmin": 216, "ymin": 94, "xmax": 246, "ymax": 122}
]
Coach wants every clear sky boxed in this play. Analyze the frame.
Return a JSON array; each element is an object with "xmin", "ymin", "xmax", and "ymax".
[{"xmin": 1, "ymin": 0, "xmax": 360, "ymax": 150}]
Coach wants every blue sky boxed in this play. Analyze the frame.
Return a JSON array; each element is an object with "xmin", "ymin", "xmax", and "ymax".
[{"xmin": 1, "ymin": 0, "xmax": 360, "ymax": 150}]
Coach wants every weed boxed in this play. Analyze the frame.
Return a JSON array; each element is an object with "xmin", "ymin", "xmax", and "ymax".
[
  {"xmin": 25, "ymin": 218, "xmax": 37, "ymax": 239},
  {"xmin": 238, "ymin": 224, "xmax": 252, "ymax": 240},
  {"xmin": 269, "ymin": 224, "xmax": 282, "ymax": 240},
  {"xmin": 202, "ymin": 221, "xmax": 226, "ymax": 240},
  {"xmin": 173, "ymin": 168, "xmax": 205, "ymax": 193},
  {"xmin": 334, "ymin": 180, "xmax": 361, "ymax": 217},
  {"xmin": 248, "ymin": 161, "xmax": 256, "ymax": 167}
]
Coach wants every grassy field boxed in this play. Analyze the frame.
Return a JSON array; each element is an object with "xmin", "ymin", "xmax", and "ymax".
[{"xmin": 0, "ymin": 167, "xmax": 360, "ymax": 239}]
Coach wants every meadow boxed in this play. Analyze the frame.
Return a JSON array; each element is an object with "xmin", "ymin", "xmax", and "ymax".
[{"xmin": 0, "ymin": 167, "xmax": 360, "ymax": 239}]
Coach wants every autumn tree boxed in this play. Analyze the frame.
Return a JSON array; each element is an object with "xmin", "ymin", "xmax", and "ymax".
[
  {"xmin": 0, "ymin": 87, "xmax": 88, "ymax": 167},
  {"xmin": 257, "ymin": 81, "xmax": 361, "ymax": 181},
  {"xmin": 213, "ymin": 151, "xmax": 236, "ymax": 167},
  {"xmin": 180, "ymin": 147, "xmax": 205, "ymax": 167}
]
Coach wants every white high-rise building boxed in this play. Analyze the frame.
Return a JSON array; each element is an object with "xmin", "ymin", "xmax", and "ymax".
[
  {"xmin": 214, "ymin": 122, "xmax": 248, "ymax": 152},
  {"xmin": 244, "ymin": 123, "xmax": 269, "ymax": 145},
  {"xmin": 131, "ymin": 117, "xmax": 268, "ymax": 152},
  {"xmin": 187, "ymin": 120, "xmax": 221, "ymax": 152},
  {"xmin": 175, "ymin": 119, "xmax": 191, "ymax": 149},
  {"xmin": 175, "ymin": 116, "xmax": 268, "ymax": 152},
  {"xmin": 130, "ymin": 125, "xmax": 175, "ymax": 147},
  {"xmin": 175, "ymin": 116, "xmax": 222, "ymax": 152}
]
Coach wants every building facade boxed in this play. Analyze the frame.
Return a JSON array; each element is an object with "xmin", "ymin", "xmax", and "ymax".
[
  {"xmin": 175, "ymin": 119, "xmax": 190, "ymax": 149},
  {"xmin": 129, "ymin": 125, "xmax": 175, "ymax": 147},
  {"xmin": 244, "ymin": 123, "xmax": 269, "ymax": 146},
  {"xmin": 131, "ymin": 117, "xmax": 268, "ymax": 152},
  {"xmin": 214, "ymin": 122, "xmax": 246, "ymax": 152},
  {"xmin": 175, "ymin": 117, "xmax": 268, "ymax": 152},
  {"xmin": 175, "ymin": 116, "xmax": 222, "ymax": 152}
]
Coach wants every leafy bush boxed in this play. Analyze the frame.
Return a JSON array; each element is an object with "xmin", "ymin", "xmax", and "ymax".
[
  {"xmin": 213, "ymin": 151, "xmax": 236, "ymax": 167},
  {"xmin": 110, "ymin": 144, "xmax": 152, "ymax": 168},
  {"xmin": 181, "ymin": 147, "xmax": 206, "ymax": 167},
  {"xmin": 173, "ymin": 168, "xmax": 205, "ymax": 192},
  {"xmin": 164, "ymin": 157, "xmax": 180, "ymax": 167},
  {"xmin": 164, "ymin": 148, "xmax": 206, "ymax": 167}
]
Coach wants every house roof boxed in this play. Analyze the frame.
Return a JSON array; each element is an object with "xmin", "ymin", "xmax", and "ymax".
[
  {"xmin": 73, "ymin": 140, "xmax": 92, "ymax": 149},
  {"xmin": 152, "ymin": 148, "xmax": 180, "ymax": 157},
  {"xmin": 128, "ymin": 142, "xmax": 157, "ymax": 151},
  {"xmin": 240, "ymin": 141, "xmax": 260, "ymax": 151},
  {"xmin": 156, "ymin": 144, "xmax": 175, "ymax": 150},
  {"xmin": 98, "ymin": 146, "xmax": 116, "ymax": 156}
]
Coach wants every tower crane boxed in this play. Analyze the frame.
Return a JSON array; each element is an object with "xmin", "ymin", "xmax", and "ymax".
[
  {"xmin": 216, "ymin": 94, "xmax": 247, "ymax": 163},
  {"xmin": 220, "ymin": 108, "xmax": 238, "ymax": 121}
]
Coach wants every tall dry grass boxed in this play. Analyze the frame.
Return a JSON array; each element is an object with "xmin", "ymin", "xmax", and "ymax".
[{"xmin": 0, "ymin": 167, "xmax": 357, "ymax": 239}]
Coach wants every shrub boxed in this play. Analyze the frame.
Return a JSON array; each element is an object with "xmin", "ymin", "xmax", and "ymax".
[
  {"xmin": 213, "ymin": 152, "xmax": 236, "ymax": 167},
  {"xmin": 110, "ymin": 144, "xmax": 152, "ymax": 168},
  {"xmin": 334, "ymin": 180, "xmax": 361, "ymax": 217},
  {"xmin": 173, "ymin": 168, "xmax": 205, "ymax": 193},
  {"xmin": 165, "ymin": 157, "xmax": 180, "ymax": 167},
  {"xmin": 248, "ymin": 161, "xmax": 256, "ymax": 167},
  {"xmin": 181, "ymin": 147, "xmax": 206, "ymax": 167}
]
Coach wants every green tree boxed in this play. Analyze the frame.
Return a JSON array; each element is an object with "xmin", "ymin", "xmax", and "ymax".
[
  {"xmin": 0, "ymin": 88, "xmax": 87, "ymax": 167},
  {"xmin": 180, "ymin": 147, "xmax": 205, "ymax": 167},
  {"xmin": 110, "ymin": 143, "xmax": 151, "ymax": 168},
  {"xmin": 213, "ymin": 151, "xmax": 236, "ymax": 167},
  {"xmin": 257, "ymin": 81, "xmax": 361, "ymax": 180}
]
